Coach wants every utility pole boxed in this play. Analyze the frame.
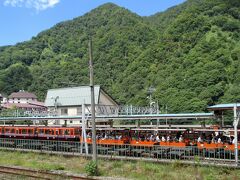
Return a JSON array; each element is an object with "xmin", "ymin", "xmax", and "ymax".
[{"xmin": 89, "ymin": 38, "xmax": 97, "ymax": 163}]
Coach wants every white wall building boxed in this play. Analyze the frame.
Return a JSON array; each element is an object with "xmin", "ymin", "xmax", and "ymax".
[
  {"xmin": 8, "ymin": 91, "xmax": 37, "ymax": 104},
  {"xmin": 44, "ymin": 86, "xmax": 118, "ymax": 126},
  {"xmin": 1, "ymin": 90, "xmax": 46, "ymax": 112}
]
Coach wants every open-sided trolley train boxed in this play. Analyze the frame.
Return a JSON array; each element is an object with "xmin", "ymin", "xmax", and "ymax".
[{"xmin": 0, "ymin": 125, "xmax": 239, "ymax": 151}]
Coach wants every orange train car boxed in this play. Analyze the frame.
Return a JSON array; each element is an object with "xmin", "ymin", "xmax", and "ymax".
[
  {"xmin": 37, "ymin": 127, "xmax": 81, "ymax": 141},
  {"xmin": 0, "ymin": 126, "xmax": 81, "ymax": 141}
]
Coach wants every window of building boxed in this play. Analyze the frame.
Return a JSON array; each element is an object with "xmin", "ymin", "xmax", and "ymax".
[
  {"xmin": 77, "ymin": 107, "xmax": 82, "ymax": 115},
  {"xmin": 61, "ymin": 108, "xmax": 68, "ymax": 115}
]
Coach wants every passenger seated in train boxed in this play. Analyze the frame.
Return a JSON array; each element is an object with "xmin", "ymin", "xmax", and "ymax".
[
  {"xmin": 206, "ymin": 135, "xmax": 212, "ymax": 144},
  {"xmin": 103, "ymin": 133, "xmax": 108, "ymax": 140},
  {"xmin": 179, "ymin": 135, "xmax": 183, "ymax": 142},
  {"xmin": 217, "ymin": 137, "xmax": 222, "ymax": 144},
  {"xmin": 211, "ymin": 136, "xmax": 216, "ymax": 144},
  {"xmin": 167, "ymin": 135, "xmax": 171, "ymax": 142},
  {"xmin": 161, "ymin": 136, "xmax": 166, "ymax": 142},
  {"xmin": 228, "ymin": 136, "xmax": 236, "ymax": 145},
  {"xmin": 197, "ymin": 136, "xmax": 203, "ymax": 143},
  {"xmin": 145, "ymin": 134, "xmax": 150, "ymax": 141},
  {"xmin": 118, "ymin": 135, "xmax": 122, "ymax": 140},
  {"xmin": 87, "ymin": 132, "xmax": 91, "ymax": 138},
  {"xmin": 140, "ymin": 134, "xmax": 145, "ymax": 141},
  {"xmin": 156, "ymin": 135, "xmax": 160, "ymax": 142},
  {"xmin": 96, "ymin": 133, "xmax": 102, "ymax": 140},
  {"xmin": 150, "ymin": 134, "xmax": 154, "ymax": 141}
]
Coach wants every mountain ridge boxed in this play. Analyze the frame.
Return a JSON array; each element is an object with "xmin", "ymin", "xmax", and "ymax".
[{"xmin": 0, "ymin": 0, "xmax": 239, "ymax": 115}]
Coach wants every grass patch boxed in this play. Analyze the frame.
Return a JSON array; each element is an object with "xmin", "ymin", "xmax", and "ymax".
[{"xmin": 0, "ymin": 150, "xmax": 239, "ymax": 179}]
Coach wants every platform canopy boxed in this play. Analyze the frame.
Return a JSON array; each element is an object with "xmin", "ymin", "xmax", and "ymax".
[
  {"xmin": 208, "ymin": 103, "xmax": 240, "ymax": 111},
  {"xmin": 0, "ymin": 112, "xmax": 214, "ymax": 121}
]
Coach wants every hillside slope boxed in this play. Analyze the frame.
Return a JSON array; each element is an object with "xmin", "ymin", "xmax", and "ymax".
[{"xmin": 0, "ymin": 0, "xmax": 239, "ymax": 113}]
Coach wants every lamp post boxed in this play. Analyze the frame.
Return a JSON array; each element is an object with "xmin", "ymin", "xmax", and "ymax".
[
  {"xmin": 147, "ymin": 87, "xmax": 158, "ymax": 126},
  {"xmin": 147, "ymin": 87, "xmax": 156, "ymax": 114}
]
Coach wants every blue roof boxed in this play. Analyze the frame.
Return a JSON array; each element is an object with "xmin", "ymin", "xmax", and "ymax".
[{"xmin": 208, "ymin": 103, "xmax": 240, "ymax": 110}]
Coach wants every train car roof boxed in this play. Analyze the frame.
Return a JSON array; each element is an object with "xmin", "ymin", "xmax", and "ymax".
[
  {"xmin": 86, "ymin": 128, "xmax": 125, "ymax": 131},
  {"xmin": 193, "ymin": 128, "xmax": 240, "ymax": 132},
  {"xmin": 37, "ymin": 127, "xmax": 76, "ymax": 129},
  {"xmin": 131, "ymin": 128, "xmax": 187, "ymax": 131},
  {"xmin": 3, "ymin": 126, "xmax": 35, "ymax": 129}
]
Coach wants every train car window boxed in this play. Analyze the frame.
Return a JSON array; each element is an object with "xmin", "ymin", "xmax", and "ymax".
[
  {"xmin": 74, "ymin": 129, "xmax": 80, "ymax": 135},
  {"xmin": 11, "ymin": 129, "xmax": 15, "ymax": 133},
  {"xmin": 64, "ymin": 130, "xmax": 69, "ymax": 135},
  {"xmin": 39, "ymin": 129, "xmax": 44, "ymax": 134},
  {"xmin": 59, "ymin": 129, "xmax": 63, "ymax": 135},
  {"xmin": 46, "ymin": 129, "xmax": 50, "ymax": 134},
  {"xmin": 29, "ymin": 129, "xmax": 33, "ymax": 134},
  {"xmin": 22, "ymin": 129, "xmax": 26, "ymax": 134},
  {"xmin": 56, "ymin": 130, "xmax": 58, "ymax": 135}
]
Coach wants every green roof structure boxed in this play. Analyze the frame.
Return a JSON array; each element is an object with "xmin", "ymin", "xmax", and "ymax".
[{"xmin": 45, "ymin": 86, "xmax": 101, "ymax": 107}]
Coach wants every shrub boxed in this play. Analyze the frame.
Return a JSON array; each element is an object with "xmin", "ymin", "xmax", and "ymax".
[{"xmin": 85, "ymin": 161, "xmax": 99, "ymax": 176}]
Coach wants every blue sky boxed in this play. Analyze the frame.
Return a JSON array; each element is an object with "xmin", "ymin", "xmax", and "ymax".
[{"xmin": 0, "ymin": 0, "xmax": 186, "ymax": 46}]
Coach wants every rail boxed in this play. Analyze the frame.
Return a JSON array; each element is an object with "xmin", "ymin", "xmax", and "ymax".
[{"xmin": 0, "ymin": 165, "xmax": 92, "ymax": 179}]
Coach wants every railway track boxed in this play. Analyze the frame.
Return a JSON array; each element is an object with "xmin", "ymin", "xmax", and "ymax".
[{"xmin": 0, "ymin": 165, "xmax": 93, "ymax": 180}]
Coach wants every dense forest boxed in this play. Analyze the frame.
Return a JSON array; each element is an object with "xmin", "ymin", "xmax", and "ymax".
[{"xmin": 0, "ymin": 0, "xmax": 239, "ymax": 113}]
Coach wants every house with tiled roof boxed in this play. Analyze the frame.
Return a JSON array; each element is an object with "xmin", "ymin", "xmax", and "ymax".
[
  {"xmin": 8, "ymin": 90, "xmax": 37, "ymax": 103},
  {"xmin": 1, "ymin": 90, "xmax": 46, "ymax": 112}
]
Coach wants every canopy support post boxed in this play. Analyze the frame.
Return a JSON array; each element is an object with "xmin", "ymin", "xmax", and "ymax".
[
  {"xmin": 80, "ymin": 103, "xmax": 88, "ymax": 154},
  {"xmin": 234, "ymin": 104, "xmax": 239, "ymax": 166}
]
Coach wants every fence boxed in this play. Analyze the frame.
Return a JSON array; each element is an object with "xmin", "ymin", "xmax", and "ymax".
[{"xmin": 0, "ymin": 138, "xmax": 237, "ymax": 167}]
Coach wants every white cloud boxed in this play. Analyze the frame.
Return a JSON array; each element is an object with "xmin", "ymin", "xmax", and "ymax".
[{"xmin": 4, "ymin": 0, "xmax": 60, "ymax": 11}]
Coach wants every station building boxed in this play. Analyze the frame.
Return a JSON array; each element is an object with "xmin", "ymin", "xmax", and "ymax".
[{"xmin": 44, "ymin": 85, "xmax": 118, "ymax": 125}]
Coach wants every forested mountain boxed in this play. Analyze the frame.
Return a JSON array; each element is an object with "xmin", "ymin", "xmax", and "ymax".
[{"xmin": 0, "ymin": 0, "xmax": 239, "ymax": 113}]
